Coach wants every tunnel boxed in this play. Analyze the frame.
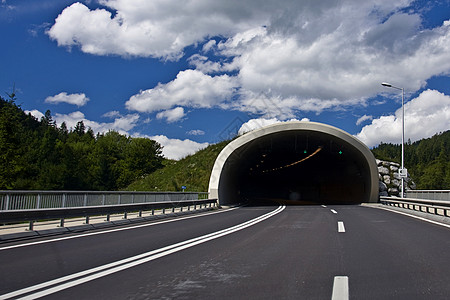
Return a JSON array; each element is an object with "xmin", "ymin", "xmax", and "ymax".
[{"xmin": 209, "ymin": 122, "xmax": 379, "ymax": 206}]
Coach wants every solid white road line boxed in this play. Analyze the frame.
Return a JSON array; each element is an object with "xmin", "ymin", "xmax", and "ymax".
[
  {"xmin": 331, "ymin": 209, "xmax": 338, "ymax": 214},
  {"xmin": 331, "ymin": 276, "xmax": 349, "ymax": 300},
  {"xmin": 370, "ymin": 205, "xmax": 450, "ymax": 229},
  {"xmin": 338, "ymin": 221, "xmax": 345, "ymax": 233},
  {"xmin": 1, "ymin": 205, "xmax": 285, "ymax": 300},
  {"xmin": 0, "ymin": 206, "xmax": 240, "ymax": 251}
]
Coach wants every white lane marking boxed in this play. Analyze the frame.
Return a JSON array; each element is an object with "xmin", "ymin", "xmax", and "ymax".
[
  {"xmin": 321, "ymin": 205, "xmax": 327, "ymax": 208},
  {"xmin": 331, "ymin": 276, "xmax": 349, "ymax": 300},
  {"xmin": 0, "ymin": 207, "xmax": 240, "ymax": 251},
  {"xmin": 1, "ymin": 205, "xmax": 285, "ymax": 300},
  {"xmin": 338, "ymin": 221, "xmax": 345, "ymax": 233},
  {"xmin": 331, "ymin": 209, "xmax": 338, "ymax": 214},
  {"xmin": 369, "ymin": 205, "xmax": 450, "ymax": 229}
]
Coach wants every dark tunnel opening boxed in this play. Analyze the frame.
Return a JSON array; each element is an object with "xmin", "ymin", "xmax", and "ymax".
[
  {"xmin": 237, "ymin": 132, "xmax": 370, "ymax": 205},
  {"xmin": 213, "ymin": 127, "xmax": 377, "ymax": 206}
]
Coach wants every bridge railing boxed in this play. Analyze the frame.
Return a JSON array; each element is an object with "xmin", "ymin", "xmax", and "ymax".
[
  {"xmin": 380, "ymin": 196, "xmax": 450, "ymax": 217},
  {"xmin": 0, "ymin": 190, "xmax": 208, "ymax": 211},
  {"xmin": 0, "ymin": 198, "xmax": 217, "ymax": 231},
  {"xmin": 405, "ymin": 190, "xmax": 450, "ymax": 201}
]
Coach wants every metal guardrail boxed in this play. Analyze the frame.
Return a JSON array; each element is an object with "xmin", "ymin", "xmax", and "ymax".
[
  {"xmin": 406, "ymin": 190, "xmax": 450, "ymax": 201},
  {"xmin": 0, "ymin": 191, "xmax": 208, "ymax": 211},
  {"xmin": 380, "ymin": 196, "xmax": 450, "ymax": 217},
  {"xmin": 0, "ymin": 198, "xmax": 218, "ymax": 231}
]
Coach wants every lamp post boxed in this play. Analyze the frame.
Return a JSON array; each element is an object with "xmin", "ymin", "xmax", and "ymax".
[{"xmin": 381, "ymin": 82, "xmax": 406, "ymax": 198}]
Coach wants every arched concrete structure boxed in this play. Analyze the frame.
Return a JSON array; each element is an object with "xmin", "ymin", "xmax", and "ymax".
[{"xmin": 209, "ymin": 121, "xmax": 379, "ymax": 206}]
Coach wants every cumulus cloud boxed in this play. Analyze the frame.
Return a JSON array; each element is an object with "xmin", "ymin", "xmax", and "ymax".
[
  {"xmin": 125, "ymin": 69, "xmax": 238, "ymax": 113},
  {"xmin": 54, "ymin": 111, "xmax": 140, "ymax": 135},
  {"xmin": 50, "ymin": 1, "xmax": 450, "ymax": 119},
  {"xmin": 150, "ymin": 135, "xmax": 209, "ymax": 160},
  {"xmin": 47, "ymin": 1, "xmax": 269, "ymax": 60},
  {"xmin": 25, "ymin": 109, "xmax": 44, "ymax": 120},
  {"xmin": 238, "ymin": 117, "xmax": 309, "ymax": 135},
  {"xmin": 156, "ymin": 107, "xmax": 185, "ymax": 123},
  {"xmin": 45, "ymin": 92, "xmax": 89, "ymax": 107},
  {"xmin": 356, "ymin": 90, "xmax": 450, "ymax": 147},
  {"xmin": 356, "ymin": 115, "xmax": 373, "ymax": 126}
]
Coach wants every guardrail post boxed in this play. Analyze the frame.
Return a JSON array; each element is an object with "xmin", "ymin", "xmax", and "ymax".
[
  {"xmin": 106, "ymin": 214, "xmax": 110, "ymax": 222},
  {"xmin": 60, "ymin": 218, "xmax": 65, "ymax": 227},
  {"xmin": 138, "ymin": 210, "xmax": 142, "ymax": 217},
  {"xmin": 172, "ymin": 207, "xmax": 175, "ymax": 213},
  {"xmin": 85, "ymin": 216, "xmax": 90, "ymax": 224},
  {"xmin": 162, "ymin": 208, "xmax": 165, "ymax": 214},
  {"xmin": 28, "ymin": 221, "xmax": 34, "ymax": 231},
  {"xmin": 151, "ymin": 209, "xmax": 155, "ymax": 215},
  {"xmin": 123, "ymin": 212, "xmax": 128, "ymax": 219}
]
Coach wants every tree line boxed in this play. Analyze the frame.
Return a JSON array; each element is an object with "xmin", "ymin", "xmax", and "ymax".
[
  {"xmin": 371, "ymin": 131, "xmax": 450, "ymax": 189},
  {"xmin": 0, "ymin": 94, "xmax": 164, "ymax": 190}
]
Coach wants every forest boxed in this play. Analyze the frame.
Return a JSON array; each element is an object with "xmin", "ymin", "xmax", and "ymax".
[
  {"xmin": 0, "ymin": 94, "xmax": 164, "ymax": 190},
  {"xmin": 371, "ymin": 131, "xmax": 450, "ymax": 189}
]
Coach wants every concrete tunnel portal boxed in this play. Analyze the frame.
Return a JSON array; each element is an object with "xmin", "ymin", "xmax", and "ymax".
[{"xmin": 209, "ymin": 122, "xmax": 379, "ymax": 206}]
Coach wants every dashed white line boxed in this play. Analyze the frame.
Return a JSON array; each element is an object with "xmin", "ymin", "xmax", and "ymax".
[
  {"xmin": 321, "ymin": 205, "xmax": 327, "ymax": 208},
  {"xmin": 331, "ymin": 209, "xmax": 338, "ymax": 214},
  {"xmin": 338, "ymin": 221, "xmax": 346, "ymax": 233},
  {"xmin": 331, "ymin": 276, "xmax": 349, "ymax": 300}
]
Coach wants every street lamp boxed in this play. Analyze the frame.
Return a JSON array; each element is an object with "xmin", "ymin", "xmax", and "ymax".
[{"xmin": 381, "ymin": 82, "xmax": 407, "ymax": 198}]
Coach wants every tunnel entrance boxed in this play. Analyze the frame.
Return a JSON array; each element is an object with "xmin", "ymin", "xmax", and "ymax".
[{"xmin": 209, "ymin": 122, "xmax": 379, "ymax": 206}]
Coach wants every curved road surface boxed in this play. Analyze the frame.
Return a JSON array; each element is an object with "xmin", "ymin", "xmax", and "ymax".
[{"xmin": 1, "ymin": 205, "xmax": 450, "ymax": 299}]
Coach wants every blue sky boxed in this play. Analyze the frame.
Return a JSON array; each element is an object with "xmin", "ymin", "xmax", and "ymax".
[{"xmin": 1, "ymin": 0, "xmax": 449, "ymax": 159}]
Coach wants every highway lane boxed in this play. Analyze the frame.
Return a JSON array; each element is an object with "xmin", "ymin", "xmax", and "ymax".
[{"xmin": 1, "ymin": 205, "xmax": 450, "ymax": 299}]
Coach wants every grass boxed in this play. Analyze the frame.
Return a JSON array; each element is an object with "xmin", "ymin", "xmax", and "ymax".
[{"xmin": 126, "ymin": 140, "xmax": 230, "ymax": 192}]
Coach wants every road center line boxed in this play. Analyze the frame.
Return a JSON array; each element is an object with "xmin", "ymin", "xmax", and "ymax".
[
  {"xmin": 0, "ymin": 205, "xmax": 285, "ymax": 300},
  {"xmin": 338, "ymin": 221, "xmax": 346, "ymax": 233},
  {"xmin": 331, "ymin": 209, "xmax": 337, "ymax": 214},
  {"xmin": 331, "ymin": 276, "xmax": 349, "ymax": 300}
]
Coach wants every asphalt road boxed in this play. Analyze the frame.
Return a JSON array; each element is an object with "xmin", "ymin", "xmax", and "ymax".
[{"xmin": 1, "ymin": 204, "xmax": 449, "ymax": 299}]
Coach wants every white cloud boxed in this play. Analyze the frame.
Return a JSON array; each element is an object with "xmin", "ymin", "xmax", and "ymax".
[
  {"xmin": 238, "ymin": 117, "xmax": 309, "ymax": 135},
  {"xmin": 150, "ymin": 135, "xmax": 209, "ymax": 160},
  {"xmin": 125, "ymin": 69, "xmax": 238, "ymax": 113},
  {"xmin": 156, "ymin": 107, "xmax": 185, "ymax": 123},
  {"xmin": 50, "ymin": 1, "xmax": 450, "ymax": 118},
  {"xmin": 45, "ymin": 92, "xmax": 89, "ymax": 107},
  {"xmin": 187, "ymin": 129, "xmax": 205, "ymax": 136},
  {"xmin": 356, "ymin": 90, "xmax": 450, "ymax": 147},
  {"xmin": 25, "ymin": 109, "xmax": 44, "ymax": 120},
  {"xmin": 102, "ymin": 110, "xmax": 121, "ymax": 118},
  {"xmin": 47, "ymin": 1, "xmax": 270, "ymax": 60},
  {"xmin": 54, "ymin": 111, "xmax": 140, "ymax": 135},
  {"xmin": 356, "ymin": 115, "xmax": 373, "ymax": 126}
]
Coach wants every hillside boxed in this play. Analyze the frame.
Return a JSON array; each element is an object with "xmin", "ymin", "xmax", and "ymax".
[
  {"xmin": 126, "ymin": 140, "xmax": 230, "ymax": 192},
  {"xmin": 371, "ymin": 130, "xmax": 450, "ymax": 189},
  {"xmin": 128, "ymin": 130, "xmax": 450, "ymax": 192}
]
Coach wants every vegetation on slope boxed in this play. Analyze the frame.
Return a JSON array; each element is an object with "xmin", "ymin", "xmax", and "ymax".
[
  {"xmin": 371, "ymin": 130, "xmax": 450, "ymax": 189},
  {"xmin": 0, "ymin": 95, "xmax": 164, "ymax": 190},
  {"xmin": 126, "ymin": 140, "xmax": 230, "ymax": 192}
]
